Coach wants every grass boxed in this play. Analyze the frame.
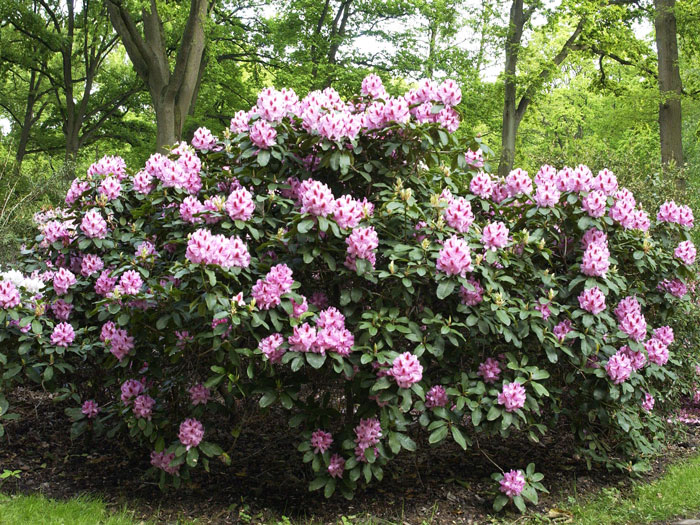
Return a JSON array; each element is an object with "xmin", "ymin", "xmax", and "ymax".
[
  {"xmin": 0, "ymin": 493, "xmax": 146, "ymax": 525},
  {"xmin": 516, "ymin": 452, "xmax": 700, "ymax": 525},
  {"xmin": 1, "ymin": 454, "xmax": 700, "ymax": 524}
]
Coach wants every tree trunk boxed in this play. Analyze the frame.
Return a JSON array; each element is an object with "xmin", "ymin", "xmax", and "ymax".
[
  {"xmin": 16, "ymin": 71, "xmax": 41, "ymax": 168},
  {"xmin": 654, "ymin": 0, "xmax": 684, "ymax": 185},
  {"xmin": 105, "ymin": 0, "xmax": 209, "ymax": 152},
  {"xmin": 498, "ymin": 0, "xmax": 526, "ymax": 177}
]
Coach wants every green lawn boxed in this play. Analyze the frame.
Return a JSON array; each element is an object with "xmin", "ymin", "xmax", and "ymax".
[{"xmin": 0, "ymin": 493, "xmax": 145, "ymax": 525}]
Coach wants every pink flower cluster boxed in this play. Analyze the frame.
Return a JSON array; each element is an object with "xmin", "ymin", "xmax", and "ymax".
[
  {"xmin": 99, "ymin": 177, "xmax": 121, "ymax": 200},
  {"xmin": 425, "ymin": 385, "xmax": 448, "ymax": 408},
  {"xmin": 606, "ymin": 350, "xmax": 633, "ymax": 384},
  {"xmin": 465, "ymin": 149, "xmax": 484, "ymax": 168},
  {"xmin": 185, "ymin": 229, "xmax": 250, "ymax": 269},
  {"xmin": 478, "ymin": 357, "xmax": 501, "ymax": 383},
  {"xmin": 653, "ymin": 326, "xmax": 674, "ymax": 345},
  {"xmin": 459, "ymin": 278, "xmax": 484, "ymax": 306},
  {"xmin": 659, "ymin": 278, "xmax": 687, "ymax": 298},
  {"xmin": 287, "ymin": 306, "xmax": 354, "ymax": 356},
  {"xmin": 0, "ymin": 280, "xmax": 20, "ymax": 309},
  {"xmin": 121, "ymin": 379, "xmax": 144, "ymax": 405},
  {"xmin": 117, "ymin": 270, "xmax": 143, "ymax": 295},
  {"xmin": 674, "ymin": 240, "xmax": 696, "ymax": 265},
  {"xmin": 553, "ymin": 319, "xmax": 572, "ymax": 342},
  {"xmin": 133, "ymin": 394, "xmax": 155, "ymax": 420},
  {"xmin": 191, "ymin": 127, "xmax": 217, "ymax": 151},
  {"xmin": 51, "ymin": 299, "xmax": 73, "ymax": 321},
  {"xmin": 151, "ymin": 451, "xmax": 180, "ymax": 475},
  {"xmin": 333, "ymin": 194, "xmax": 369, "ymax": 229},
  {"xmin": 470, "ymin": 172, "xmax": 493, "ymax": 199},
  {"xmin": 345, "ymin": 226, "xmax": 379, "ymax": 270},
  {"xmin": 642, "ymin": 392, "xmax": 655, "ymax": 412},
  {"xmin": 499, "ymin": 469, "xmax": 526, "ymax": 498},
  {"xmin": 581, "ymin": 236, "xmax": 610, "ymax": 277},
  {"xmin": 51, "ymin": 322, "xmax": 75, "ymax": 347},
  {"xmin": 87, "ymin": 155, "xmax": 126, "ymax": 180},
  {"xmin": 310, "ymin": 429, "xmax": 333, "ymax": 454},
  {"xmin": 259, "ymin": 333, "xmax": 285, "ymax": 363},
  {"xmin": 328, "ymin": 454, "xmax": 345, "ymax": 478},
  {"xmin": 645, "ymin": 337, "xmax": 669, "ymax": 366},
  {"xmin": 101, "ymin": 321, "xmax": 135, "ymax": 361},
  {"xmin": 482, "ymin": 221, "xmax": 509, "ymax": 250},
  {"xmin": 189, "ymin": 384, "xmax": 211, "ymax": 405},
  {"xmin": 436, "ymin": 235, "xmax": 473, "ymax": 276},
  {"xmin": 81, "ymin": 254, "xmax": 104, "ymax": 277},
  {"xmin": 390, "ymin": 352, "xmax": 423, "ymax": 388},
  {"xmin": 251, "ymin": 263, "xmax": 294, "ymax": 310},
  {"xmin": 225, "ymin": 188, "xmax": 256, "ymax": 221},
  {"xmin": 657, "ymin": 200, "xmax": 694, "ymax": 227},
  {"xmin": 582, "ymin": 190, "xmax": 607, "ymax": 218},
  {"xmin": 53, "ymin": 268, "xmax": 76, "ymax": 295},
  {"xmin": 299, "ymin": 179, "xmax": 335, "ymax": 217},
  {"xmin": 81, "ymin": 209, "xmax": 108, "ymax": 239},
  {"xmin": 578, "ymin": 286, "xmax": 606, "ymax": 314},
  {"xmin": 614, "ymin": 297, "xmax": 647, "ymax": 342},
  {"xmin": 505, "ymin": 169, "xmax": 532, "ymax": 196},
  {"xmin": 444, "ymin": 197, "xmax": 474, "ymax": 233},
  {"xmin": 81, "ymin": 400, "xmax": 99, "ymax": 419},
  {"xmin": 179, "ymin": 418, "xmax": 204, "ymax": 450},
  {"xmin": 354, "ymin": 417, "xmax": 382, "ymax": 462},
  {"xmin": 498, "ymin": 382, "xmax": 527, "ymax": 412}
]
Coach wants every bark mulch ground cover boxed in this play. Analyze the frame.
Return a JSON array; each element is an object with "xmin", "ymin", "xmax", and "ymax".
[{"xmin": 1, "ymin": 386, "xmax": 698, "ymax": 524}]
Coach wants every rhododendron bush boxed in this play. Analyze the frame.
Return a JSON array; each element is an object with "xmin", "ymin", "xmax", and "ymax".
[{"xmin": 1, "ymin": 75, "xmax": 699, "ymax": 509}]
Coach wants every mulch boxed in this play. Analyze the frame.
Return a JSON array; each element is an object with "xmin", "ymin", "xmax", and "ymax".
[{"xmin": 1, "ymin": 386, "xmax": 698, "ymax": 524}]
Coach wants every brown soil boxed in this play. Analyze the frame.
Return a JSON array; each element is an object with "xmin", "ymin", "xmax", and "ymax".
[{"xmin": 1, "ymin": 387, "xmax": 698, "ymax": 524}]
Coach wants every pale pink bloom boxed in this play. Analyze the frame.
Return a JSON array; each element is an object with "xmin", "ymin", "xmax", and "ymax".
[
  {"xmin": 333, "ymin": 195, "xmax": 364, "ymax": 229},
  {"xmin": 292, "ymin": 296, "xmax": 308, "ymax": 317},
  {"xmin": 53, "ymin": 268, "xmax": 76, "ymax": 295},
  {"xmin": 619, "ymin": 311, "xmax": 647, "ymax": 342},
  {"xmin": 121, "ymin": 379, "xmax": 144, "ymax": 405},
  {"xmin": 178, "ymin": 418, "xmax": 204, "ymax": 450},
  {"xmin": 459, "ymin": 278, "xmax": 483, "ymax": 306},
  {"xmin": 51, "ymin": 322, "xmax": 75, "ymax": 347},
  {"xmin": 642, "ymin": 392, "xmax": 655, "ymax": 412},
  {"xmin": 578, "ymin": 286, "xmax": 606, "ymax": 314},
  {"xmin": 606, "ymin": 351, "xmax": 633, "ymax": 384},
  {"xmin": 498, "ymin": 382, "xmax": 526, "ymax": 412},
  {"xmin": 310, "ymin": 429, "xmax": 333, "ymax": 454},
  {"xmin": 225, "ymin": 188, "xmax": 256, "ymax": 221},
  {"xmin": 620, "ymin": 345, "xmax": 646, "ymax": 370},
  {"xmin": 645, "ymin": 338, "xmax": 670, "ymax": 366},
  {"xmin": 189, "ymin": 384, "xmax": 211, "ymax": 405},
  {"xmin": 132, "ymin": 170, "xmax": 154, "ymax": 194},
  {"xmin": 259, "ymin": 333, "xmax": 286, "ymax": 363},
  {"xmin": 582, "ymin": 190, "xmax": 607, "ymax": 218},
  {"xmin": 133, "ymin": 394, "xmax": 155, "ymax": 420},
  {"xmin": 569, "ymin": 164, "xmax": 593, "ymax": 192},
  {"xmin": 328, "ymin": 454, "xmax": 345, "ymax": 478},
  {"xmin": 614, "ymin": 296, "xmax": 641, "ymax": 321},
  {"xmin": 81, "ymin": 209, "xmax": 108, "ymax": 239},
  {"xmin": 482, "ymin": 221, "xmax": 509, "ymax": 250},
  {"xmin": 151, "ymin": 451, "xmax": 180, "ymax": 475},
  {"xmin": 592, "ymin": 169, "xmax": 618, "ymax": 195},
  {"xmin": 505, "ymin": 168, "xmax": 532, "ymax": 196},
  {"xmin": 534, "ymin": 164, "xmax": 557, "ymax": 185},
  {"xmin": 191, "ymin": 127, "xmax": 217, "ymax": 151},
  {"xmin": 99, "ymin": 176, "xmax": 121, "ymax": 200},
  {"xmin": 534, "ymin": 183, "xmax": 560, "ymax": 207},
  {"xmin": 65, "ymin": 179, "xmax": 90, "ymax": 205},
  {"xmin": 553, "ymin": 319, "xmax": 572, "ymax": 342},
  {"xmin": 95, "ymin": 270, "xmax": 116, "ymax": 296},
  {"xmin": 500, "ymin": 470, "xmax": 525, "ymax": 498},
  {"xmin": 299, "ymin": 179, "xmax": 335, "ymax": 217},
  {"xmin": 674, "ymin": 240, "xmax": 696, "ymax": 265},
  {"xmin": 425, "ymin": 385, "xmax": 448, "ymax": 408},
  {"xmin": 581, "ymin": 228, "xmax": 607, "ymax": 250},
  {"xmin": 581, "ymin": 240, "xmax": 610, "ymax": 277},
  {"xmin": 470, "ymin": 172, "xmax": 493, "ymax": 198},
  {"xmin": 288, "ymin": 323, "xmax": 317, "ymax": 353},
  {"xmin": 657, "ymin": 200, "xmax": 681, "ymax": 223},
  {"xmin": 230, "ymin": 110, "xmax": 251, "ymax": 133},
  {"xmin": 81, "ymin": 400, "xmax": 100, "ymax": 419},
  {"xmin": 390, "ymin": 352, "xmax": 423, "ymax": 388},
  {"xmin": 80, "ymin": 254, "xmax": 104, "ymax": 277},
  {"xmin": 117, "ymin": 270, "xmax": 143, "ymax": 295},
  {"xmin": 653, "ymin": 326, "xmax": 674, "ymax": 346},
  {"xmin": 51, "ymin": 299, "xmax": 73, "ymax": 321},
  {"xmin": 436, "ymin": 79, "xmax": 462, "ymax": 106},
  {"xmin": 0, "ymin": 281, "xmax": 20, "ymax": 309},
  {"xmin": 445, "ymin": 197, "xmax": 474, "ymax": 233},
  {"xmin": 249, "ymin": 120, "xmax": 277, "ymax": 149},
  {"xmin": 679, "ymin": 205, "xmax": 694, "ymax": 227},
  {"xmin": 436, "ymin": 235, "xmax": 473, "ymax": 276},
  {"xmin": 478, "ymin": 358, "xmax": 501, "ymax": 383}
]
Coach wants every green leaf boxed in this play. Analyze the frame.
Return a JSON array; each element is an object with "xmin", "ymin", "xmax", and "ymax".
[
  {"xmin": 257, "ymin": 150, "xmax": 270, "ymax": 167},
  {"xmin": 487, "ymin": 405, "xmax": 501, "ymax": 421},
  {"xmin": 199, "ymin": 441, "xmax": 223, "ymax": 457},
  {"xmin": 451, "ymin": 426, "xmax": 468, "ymax": 450},
  {"xmin": 306, "ymin": 353, "xmax": 326, "ymax": 369},
  {"xmin": 259, "ymin": 391, "xmax": 277, "ymax": 408},
  {"xmin": 436, "ymin": 280, "xmax": 455, "ymax": 300},
  {"xmin": 297, "ymin": 219, "xmax": 314, "ymax": 234},
  {"xmin": 493, "ymin": 495, "xmax": 509, "ymax": 512},
  {"xmin": 186, "ymin": 447, "xmax": 199, "ymax": 467}
]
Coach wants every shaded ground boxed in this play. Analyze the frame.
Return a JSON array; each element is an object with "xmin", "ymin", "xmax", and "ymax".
[{"xmin": 1, "ymin": 387, "xmax": 698, "ymax": 524}]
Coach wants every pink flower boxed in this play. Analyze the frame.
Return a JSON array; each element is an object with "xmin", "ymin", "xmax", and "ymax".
[
  {"xmin": 505, "ymin": 168, "xmax": 532, "ymax": 196},
  {"xmin": 132, "ymin": 170, "xmax": 154, "ymax": 194},
  {"xmin": 470, "ymin": 172, "xmax": 493, "ymax": 198},
  {"xmin": 230, "ymin": 110, "xmax": 251, "ymax": 133},
  {"xmin": 478, "ymin": 358, "xmax": 501, "ymax": 383},
  {"xmin": 436, "ymin": 107, "xmax": 460, "ymax": 132},
  {"xmin": 185, "ymin": 229, "xmax": 250, "ymax": 269},
  {"xmin": 251, "ymin": 264, "xmax": 294, "ymax": 310},
  {"xmin": 391, "ymin": 352, "xmax": 423, "ymax": 388},
  {"xmin": 345, "ymin": 226, "xmax": 379, "ymax": 270},
  {"xmin": 310, "ymin": 430, "xmax": 333, "ymax": 454},
  {"xmin": 653, "ymin": 326, "xmax": 674, "ymax": 346},
  {"xmin": 259, "ymin": 333, "xmax": 286, "ymax": 363},
  {"xmin": 582, "ymin": 190, "xmax": 607, "ymax": 218},
  {"xmin": 362, "ymin": 74, "xmax": 387, "ymax": 99},
  {"xmin": 95, "ymin": 270, "xmax": 117, "ymax": 296},
  {"xmin": 80, "ymin": 209, "xmax": 108, "ymax": 239},
  {"xmin": 619, "ymin": 311, "xmax": 647, "ymax": 342},
  {"xmin": 570, "ymin": 165, "xmax": 593, "ymax": 192},
  {"xmin": 333, "ymin": 195, "xmax": 364, "ymax": 229},
  {"xmin": 645, "ymin": 337, "xmax": 669, "ymax": 366},
  {"xmin": 292, "ymin": 296, "xmax": 308, "ymax": 318},
  {"xmin": 120, "ymin": 379, "xmax": 144, "ymax": 405},
  {"xmin": 581, "ymin": 240, "xmax": 610, "ymax": 277},
  {"xmin": 151, "ymin": 451, "xmax": 180, "ymax": 475},
  {"xmin": 108, "ymin": 327, "xmax": 135, "ymax": 361},
  {"xmin": 465, "ymin": 149, "xmax": 485, "ymax": 168},
  {"xmin": 497, "ymin": 382, "xmax": 526, "ymax": 412},
  {"xmin": 328, "ymin": 454, "xmax": 345, "ymax": 478},
  {"xmin": 436, "ymin": 79, "xmax": 461, "ymax": 106},
  {"xmin": 0, "ymin": 281, "xmax": 21, "ymax": 309},
  {"xmin": 620, "ymin": 345, "xmax": 646, "ymax": 370},
  {"xmin": 88, "ymin": 155, "xmax": 126, "ymax": 179},
  {"xmin": 317, "ymin": 307, "xmax": 345, "ymax": 329},
  {"xmin": 482, "ymin": 221, "xmax": 509, "ymax": 250},
  {"xmin": 354, "ymin": 418, "xmax": 382, "ymax": 452},
  {"xmin": 80, "ymin": 254, "xmax": 104, "ymax": 277},
  {"xmin": 225, "ymin": 188, "xmax": 256, "ymax": 221},
  {"xmin": 191, "ymin": 126, "xmax": 217, "ymax": 151},
  {"xmin": 553, "ymin": 319, "xmax": 572, "ymax": 342},
  {"xmin": 535, "ymin": 165, "xmax": 557, "ymax": 185},
  {"xmin": 133, "ymin": 394, "xmax": 155, "ymax": 420},
  {"xmin": 43, "ymin": 220, "xmax": 70, "ymax": 244},
  {"xmin": 180, "ymin": 196, "xmax": 204, "ymax": 223},
  {"xmin": 606, "ymin": 351, "xmax": 633, "ymax": 384},
  {"xmin": 459, "ymin": 278, "xmax": 484, "ymax": 306},
  {"xmin": 500, "ymin": 469, "xmax": 526, "ymax": 498},
  {"xmin": 51, "ymin": 299, "xmax": 73, "ymax": 321},
  {"xmin": 657, "ymin": 200, "xmax": 681, "ymax": 223},
  {"xmin": 189, "ymin": 384, "xmax": 211, "ymax": 405},
  {"xmin": 534, "ymin": 183, "xmax": 560, "ymax": 207},
  {"xmin": 592, "ymin": 169, "xmax": 618, "ymax": 195},
  {"xmin": 99, "ymin": 176, "xmax": 121, "ymax": 200},
  {"xmin": 65, "ymin": 179, "xmax": 90, "ymax": 205},
  {"xmin": 425, "ymin": 385, "xmax": 448, "ymax": 408},
  {"xmin": 117, "ymin": 270, "xmax": 143, "ymax": 295},
  {"xmin": 414, "ymin": 78, "xmax": 438, "ymax": 103},
  {"xmin": 614, "ymin": 296, "xmax": 641, "ymax": 321},
  {"xmin": 444, "ymin": 197, "xmax": 474, "ymax": 233},
  {"xmin": 53, "ymin": 268, "xmax": 77, "ymax": 295},
  {"xmin": 581, "ymin": 228, "xmax": 607, "ymax": 250},
  {"xmin": 659, "ymin": 278, "xmax": 687, "ymax": 297},
  {"xmin": 81, "ymin": 400, "xmax": 99, "ymax": 419},
  {"xmin": 249, "ymin": 120, "xmax": 277, "ymax": 149},
  {"xmin": 674, "ymin": 240, "xmax": 696, "ymax": 265},
  {"xmin": 300, "ymin": 179, "xmax": 335, "ymax": 217},
  {"xmin": 679, "ymin": 205, "xmax": 694, "ymax": 227},
  {"xmin": 436, "ymin": 235, "xmax": 473, "ymax": 276},
  {"xmin": 51, "ymin": 322, "xmax": 75, "ymax": 347},
  {"xmin": 288, "ymin": 323, "xmax": 317, "ymax": 352},
  {"xmin": 642, "ymin": 392, "xmax": 655, "ymax": 412},
  {"xmin": 178, "ymin": 418, "xmax": 204, "ymax": 450},
  {"xmin": 578, "ymin": 287, "xmax": 606, "ymax": 314}
]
